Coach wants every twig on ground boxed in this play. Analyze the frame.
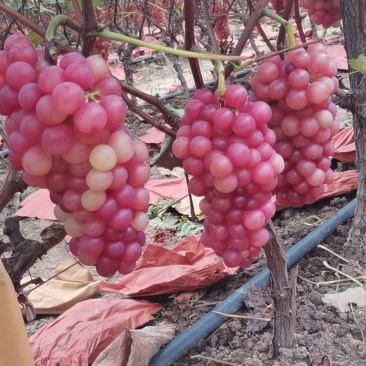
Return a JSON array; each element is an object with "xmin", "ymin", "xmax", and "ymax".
[
  {"xmin": 317, "ymin": 245, "xmax": 350, "ymax": 264},
  {"xmin": 350, "ymin": 302, "xmax": 365, "ymax": 344},
  {"xmin": 213, "ymin": 310, "xmax": 272, "ymax": 322},
  {"xmin": 321, "ymin": 261, "xmax": 364, "ymax": 287}
]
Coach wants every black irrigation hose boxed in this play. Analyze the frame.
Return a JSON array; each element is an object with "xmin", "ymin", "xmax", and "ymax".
[{"xmin": 149, "ymin": 198, "xmax": 356, "ymax": 366}]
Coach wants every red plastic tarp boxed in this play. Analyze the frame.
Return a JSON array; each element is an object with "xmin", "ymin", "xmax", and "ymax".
[
  {"xmin": 29, "ymin": 298, "xmax": 162, "ymax": 366},
  {"xmin": 333, "ymin": 126, "xmax": 355, "ymax": 163},
  {"xmin": 100, "ymin": 234, "xmax": 238, "ymax": 297}
]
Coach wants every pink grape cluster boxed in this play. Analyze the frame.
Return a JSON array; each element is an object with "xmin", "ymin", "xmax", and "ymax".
[
  {"xmin": 172, "ymin": 86, "xmax": 285, "ymax": 268},
  {"xmin": 211, "ymin": 4, "xmax": 230, "ymax": 41},
  {"xmin": 94, "ymin": 37, "xmax": 112, "ymax": 61},
  {"xmin": 299, "ymin": 0, "xmax": 341, "ymax": 29},
  {"xmin": 126, "ymin": 3, "xmax": 144, "ymax": 29},
  {"xmin": 255, "ymin": 0, "xmax": 286, "ymax": 13},
  {"xmin": 0, "ymin": 34, "xmax": 150, "ymax": 278},
  {"xmin": 250, "ymin": 45, "xmax": 340, "ymax": 207},
  {"xmin": 150, "ymin": 0, "xmax": 165, "ymax": 27}
]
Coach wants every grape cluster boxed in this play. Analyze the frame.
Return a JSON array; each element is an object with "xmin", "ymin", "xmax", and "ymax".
[
  {"xmin": 0, "ymin": 34, "xmax": 150, "ymax": 277},
  {"xmin": 272, "ymin": 0, "xmax": 285, "ymax": 13},
  {"xmin": 299, "ymin": 0, "xmax": 341, "ymax": 29},
  {"xmin": 250, "ymin": 45, "xmax": 340, "ymax": 207},
  {"xmin": 126, "ymin": 3, "xmax": 144, "ymax": 29},
  {"xmin": 150, "ymin": 0, "xmax": 165, "ymax": 27},
  {"xmin": 211, "ymin": 4, "xmax": 230, "ymax": 41},
  {"xmin": 172, "ymin": 86, "xmax": 285, "ymax": 268},
  {"xmin": 94, "ymin": 37, "xmax": 112, "ymax": 61}
]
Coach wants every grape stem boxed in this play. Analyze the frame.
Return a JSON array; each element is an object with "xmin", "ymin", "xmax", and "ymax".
[
  {"xmin": 90, "ymin": 30, "xmax": 262, "ymax": 62},
  {"xmin": 263, "ymin": 10, "xmax": 296, "ymax": 48},
  {"xmin": 317, "ymin": 244, "xmax": 350, "ymax": 264},
  {"xmin": 322, "ymin": 261, "xmax": 363, "ymax": 287},
  {"xmin": 232, "ymin": 38, "xmax": 322, "ymax": 71},
  {"xmin": 184, "ymin": 0, "xmax": 204, "ymax": 88},
  {"xmin": 45, "ymin": 14, "xmax": 82, "ymax": 42},
  {"xmin": 214, "ymin": 60, "xmax": 226, "ymax": 102}
]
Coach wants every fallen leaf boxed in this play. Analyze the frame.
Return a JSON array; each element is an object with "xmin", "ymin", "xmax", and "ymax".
[
  {"xmin": 140, "ymin": 127, "xmax": 165, "ymax": 145},
  {"xmin": 349, "ymin": 54, "xmax": 366, "ymax": 73},
  {"xmin": 93, "ymin": 323, "xmax": 175, "ymax": 366},
  {"xmin": 322, "ymin": 287, "xmax": 366, "ymax": 313},
  {"xmin": 172, "ymin": 291, "xmax": 200, "ymax": 310}
]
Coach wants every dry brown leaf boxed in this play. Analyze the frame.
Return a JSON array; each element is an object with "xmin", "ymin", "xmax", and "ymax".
[
  {"xmin": 322, "ymin": 287, "xmax": 366, "ymax": 313},
  {"xmin": 93, "ymin": 323, "xmax": 175, "ymax": 366},
  {"xmin": 172, "ymin": 291, "xmax": 200, "ymax": 310}
]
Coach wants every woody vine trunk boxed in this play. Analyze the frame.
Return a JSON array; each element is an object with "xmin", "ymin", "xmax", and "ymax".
[{"xmin": 340, "ymin": 0, "xmax": 366, "ymax": 263}]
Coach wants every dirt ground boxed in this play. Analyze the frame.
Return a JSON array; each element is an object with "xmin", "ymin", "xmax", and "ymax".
[{"xmin": 0, "ymin": 52, "xmax": 364, "ymax": 366}]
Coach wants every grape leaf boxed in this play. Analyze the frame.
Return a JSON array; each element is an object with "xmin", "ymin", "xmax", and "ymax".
[
  {"xmin": 165, "ymin": 104, "xmax": 184, "ymax": 118},
  {"xmin": 149, "ymin": 212, "xmax": 179, "ymax": 231},
  {"xmin": 27, "ymin": 31, "xmax": 43, "ymax": 44},
  {"xmin": 177, "ymin": 217, "xmax": 203, "ymax": 238},
  {"xmin": 349, "ymin": 54, "xmax": 366, "ymax": 74}
]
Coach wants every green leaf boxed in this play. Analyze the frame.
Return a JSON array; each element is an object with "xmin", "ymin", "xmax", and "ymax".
[
  {"xmin": 92, "ymin": 0, "xmax": 100, "ymax": 8},
  {"xmin": 177, "ymin": 217, "xmax": 203, "ymax": 238},
  {"xmin": 165, "ymin": 104, "xmax": 184, "ymax": 118},
  {"xmin": 75, "ymin": 0, "xmax": 100, "ymax": 11},
  {"xmin": 149, "ymin": 213, "xmax": 179, "ymax": 231},
  {"xmin": 349, "ymin": 54, "xmax": 366, "ymax": 74},
  {"xmin": 27, "ymin": 31, "xmax": 43, "ymax": 44}
]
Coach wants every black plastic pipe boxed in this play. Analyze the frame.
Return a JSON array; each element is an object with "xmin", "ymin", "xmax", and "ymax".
[{"xmin": 149, "ymin": 198, "xmax": 356, "ymax": 366}]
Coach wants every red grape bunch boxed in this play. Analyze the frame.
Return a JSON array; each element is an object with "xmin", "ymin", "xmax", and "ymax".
[
  {"xmin": 250, "ymin": 45, "xmax": 340, "ymax": 208},
  {"xmin": 254, "ymin": 0, "xmax": 286, "ymax": 14},
  {"xmin": 126, "ymin": 3, "xmax": 144, "ymax": 29},
  {"xmin": 150, "ymin": 0, "xmax": 166, "ymax": 27},
  {"xmin": 0, "ymin": 34, "xmax": 150, "ymax": 278},
  {"xmin": 211, "ymin": 4, "xmax": 230, "ymax": 41},
  {"xmin": 172, "ymin": 85, "xmax": 285, "ymax": 269},
  {"xmin": 299, "ymin": 0, "xmax": 341, "ymax": 29},
  {"xmin": 94, "ymin": 37, "xmax": 112, "ymax": 61}
]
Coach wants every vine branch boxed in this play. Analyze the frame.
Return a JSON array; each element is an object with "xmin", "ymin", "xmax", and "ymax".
[
  {"xmin": 357, "ymin": 0, "xmax": 366, "ymax": 39},
  {"xmin": 184, "ymin": 0, "xmax": 204, "ymax": 89},
  {"xmin": 121, "ymin": 92, "xmax": 176, "ymax": 137},
  {"xmin": 121, "ymin": 81, "xmax": 181, "ymax": 130},
  {"xmin": 276, "ymin": 0, "xmax": 295, "ymax": 50},
  {"xmin": 224, "ymin": 0, "xmax": 269, "ymax": 79},
  {"xmin": 293, "ymin": 0, "xmax": 307, "ymax": 44},
  {"xmin": 0, "ymin": 3, "xmax": 74, "ymax": 53},
  {"xmin": 81, "ymin": 0, "xmax": 98, "ymax": 57}
]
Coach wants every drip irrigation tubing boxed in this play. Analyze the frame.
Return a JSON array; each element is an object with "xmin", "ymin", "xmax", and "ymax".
[{"xmin": 149, "ymin": 198, "xmax": 356, "ymax": 366}]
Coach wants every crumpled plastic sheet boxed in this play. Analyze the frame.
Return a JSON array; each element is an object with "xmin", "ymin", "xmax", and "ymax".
[
  {"xmin": 23, "ymin": 255, "xmax": 100, "ymax": 315},
  {"xmin": 333, "ymin": 126, "xmax": 355, "ymax": 163},
  {"xmin": 100, "ymin": 235, "xmax": 238, "ymax": 297},
  {"xmin": 29, "ymin": 298, "xmax": 162, "ymax": 366}
]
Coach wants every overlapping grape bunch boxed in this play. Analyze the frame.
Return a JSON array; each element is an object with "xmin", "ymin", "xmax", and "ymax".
[
  {"xmin": 94, "ymin": 37, "xmax": 112, "ymax": 61},
  {"xmin": 254, "ymin": 0, "xmax": 286, "ymax": 14},
  {"xmin": 0, "ymin": 34, "xmax": 150, "ymax": 277},
  {"xmin": 250, "ymin": 44, "xmax": 340, "ymax": 207},
  {"xmin": 211, "ymin": 4, "xmax": 230, "ymax": 41},
  {"xmin": 172, "ymin": 86, "xmax": 285, "ymax": 268},
  {"xmin": 299, "ymin": 0, "xmax": 341, "ymax": 29}
]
